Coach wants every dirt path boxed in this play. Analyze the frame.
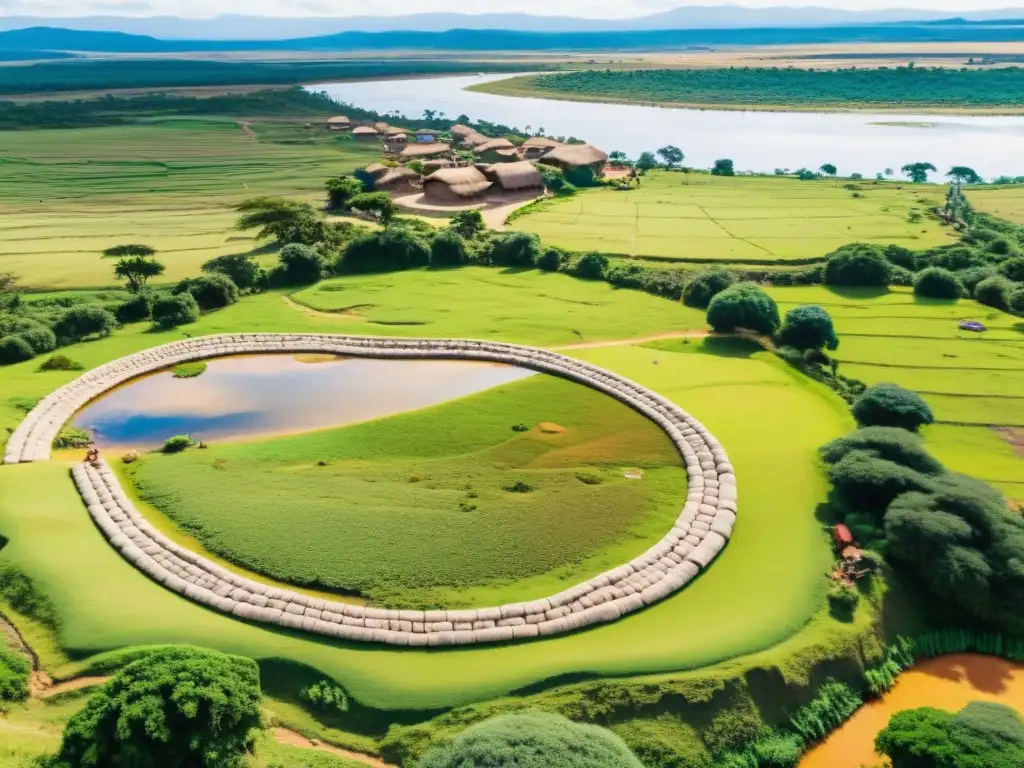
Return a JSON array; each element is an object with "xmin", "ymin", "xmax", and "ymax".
[
  {"xmin": 237, "ymin": 120, "xmax": 256, "ymax": 139},
  {"xmin": 281, "ymin": 295, "xmax": 362, "ymax": 320},
  {"xmin": 555, "ymin": 330, "xmax": 712, "ymax": 350},
  {"xmin": 273, "ymin": 728, "xmax": 396, "ymax": 768},
  {"xmin": 36, "ymin": 675, "xmax": 110, "ymax": 699}
]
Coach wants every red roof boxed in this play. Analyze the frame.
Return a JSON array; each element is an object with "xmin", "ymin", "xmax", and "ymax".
[{"xmin": 833, "ymin": 524, "xmax": 854, "ymax": 545}]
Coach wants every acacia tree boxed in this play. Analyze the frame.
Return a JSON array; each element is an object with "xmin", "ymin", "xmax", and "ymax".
[
  {"xmin": 947, "ymin": 166, "xmax": 982, "ymax": 184},
  {"xmin": 657, "ymin": 145, "xmax": 685, "ymax": 169},
  {"xmin": 114, "ymin": 256, "xmax": 165, "ymax": 293},
  {"xmin": 820, "ymin": 163, "xmax": 838, "ymax": 176},
  {"xmin": 102, "ymin": 244, "xmax": 156, "ymax": 259},
  {"xmin": 902, "ymin": 162, "xmax": 937, "ymax": 183}
]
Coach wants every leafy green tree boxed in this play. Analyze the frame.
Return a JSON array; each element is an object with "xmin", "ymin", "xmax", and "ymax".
[
  {"xmin": 998, "ymin": 255, "xmax": 1024, "ymax": 282},
  {"xmin": 417, "ymin": 712, "xmax": 643, "ymax": 768},
  {"xmin": 901, "ymin": 162, "xmax": 937, "ymax": 183},
  {"xmin": 0, "ymin": 335, "xmax": 34, "ymax": 365},
  {"xmin": 275, "ymin": 243, "xmax": 326, "ymax": 284},
  {"xmin": 608, "ymin": 150, "xmax": 630, "ymax": 166},
  {"xmin": 573, "ymin": 252, "xmax": 609, "ymax": 280},
  {"xmin": 102, "ymin": 244, "xmax": 156, "ymax": 259},
  {"xmin": 947, "ymin": 166, "xmax": 983, "ymax": 185},
  {"xmin": 711, "ymin": 158, "xmax": 736, "ymax": 176},
  {"xmin": 51, "ymin": 647, "xmax": 261, "ymax": 768},
  {"xmin": 820, "ymin": 163, "xmax": 837, "ymax": 176},
  {"xmin": 235, "ymin": 198, "xmax": 331, "ymax": 247},
  {"xmin": 974, "ymin": 275, "xmax": 1015, "ymax": 310},
  {"xmin": 173, "ymin": 274, "xmax": 239, "ymax": 310},
  {"xmin": 348, "ymin": 192, "xmax": 397, "ymax": 226},
  {"xmin": 656, "ymin": 145, "xmax": 685, "ymax": 169},
  {"xmin": 115, "ymin": 293, "xmax": 153, "ymax": 324},
  {"xmin": 201, "ymin": 254, "xmax": 263, "ymax": 293},
  {"xmin": 114, "ymin": 256, "xmax": 165, "ymax": 293},
  {"xmin": 823, "ymin": 244, "xmax": 892, "ymax": 287},
  {"xmin": 778, "ymin": 305, "xmax": 839, "ymax": 351},
  {"xmin": 341, "ymin": 227, "xmax": 430, "ymax": 274},
  {"xmin": 51, "ymin": 306, "xmax": 115, "ymax": 344},
  {"xmin": 151, "ymin": 293, "xmax": 200, "ymax": 329},
  {"xmin": 821, "ymin": 426, "xmax": 945, "ymax": 475},
  {"xmin": 535, "ymin": 247, "xmax": 566, "ymax": 272},
  {"xmin": 852, "ymin": 383, "xmax": 935, "ymax": 431},
  {"xmin": 913, "ymin": 267, "xmax": 964, "ymax": 300},
  {"xmin": 706, "ymin": 283, "xmax": 781, "ymax": 335},
  {"xmin": 489, "ymin": 232, "xmax": 542, "ymax": 267},
  {"xmin": 827, "ymin": 450, "xmax": 933, "ymax": 513},
  {"xmin": 682, "ymin": 268, "xmax": 735, "ymax": 309},
  {"xmin": 449, "ymin": 209, "xmax": 486, "ymax": 239},
  {"xmin": 429, "ymin": 229, "xmax": 467, "ymax": 268},
  {"xmin": 325, "ymin": 176, "xmax": 364, "ymax": 210},
  {"xmin": 635, "ymin": 152, "xmax": 658, "ymax": 172},
  {"xmin": 878, "ymin": 702, "xmax": 1024, "ymax": 768},
  {"xmin": 0, "ymin": 648, "xmax": 30, "ymax": 701}
]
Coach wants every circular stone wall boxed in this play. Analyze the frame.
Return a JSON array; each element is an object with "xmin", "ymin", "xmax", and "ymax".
[{"xmin": 4, "ymin": 334, "xmax": 737, "ymax": 646}]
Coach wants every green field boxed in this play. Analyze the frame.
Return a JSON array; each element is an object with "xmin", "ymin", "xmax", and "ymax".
[
  {"xmin": 128, "ymin": 373, "xmax": 688, "ymax": 608},
  {"xmin": 509, "ymin": 172, "xmax": 954, "ymax": 263},
  {"xmin": 0, "ymin": 119, "xmax": 380, "ymax": 289},
  {"xmin": 971, "ymin": 185, "xmax": 1024, "ymax": 225}
]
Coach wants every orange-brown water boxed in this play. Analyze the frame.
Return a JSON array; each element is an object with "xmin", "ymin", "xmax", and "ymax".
[{"xmin": 800, "ymin": 654, "xmax": 1024, "ymax": 768}]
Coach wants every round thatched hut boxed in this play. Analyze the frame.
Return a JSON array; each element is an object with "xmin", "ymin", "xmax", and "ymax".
[
  {"xmin": 541, "ymin": 144, "xmax": 609, "ymax": 175},
  {"xmin": 326, "ymin": 116, "xmax": 351, "ymax": 131},
  {"xmin": 485, "ymin": 161, "xmax": 544, "ymax": 194},
  {"xmin": 423, "ymin": 167, "xmax": 492, "ymax": 203},
  {"xmin": 352, "ymin": 126, "xmax": 380, "ymax": 140},
  {"xmin": 400, "ymin": 143, "xmax": 452, "ymax": 160},
  {"xmin": 475, "ymin": 138, "xmax": 518, "ymax": 163},
  {"xmin": 374, "ymin": 166, "xmax": 422, "ymax": 193},
  {"xmin": 522, "ymin": 136, "xmax": 562, "ymax": 160}
]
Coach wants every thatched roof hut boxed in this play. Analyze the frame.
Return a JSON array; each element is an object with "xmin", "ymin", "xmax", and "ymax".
[
  {"xmin": 374, "ymin": 122, "xmax": 390, "ymax": 131},
  {"xmin": 422, "ymin": 159, "xmax": 456, "ymax": 174},
  {"xmin": 326, "ymin": 116, "xmax": 350, "ymax": 131},
  {"xmin": 382, "ymin": 126, "xmax": 407, "ymax": 136},
  {"xmin": 461, "ymin": 131, "xmax": 490, "ymax": 147},
  {"xmin": 375, "ymin": 166, "xmax": 421, "ymax": 191},
  {"xmin": 400, "ymin": 142, "xmax": 451, "ymax": 159},
  {"xmin": 474, "ymin": 138, "xmax": 515, "ymax": 153},
  {"xmin": 451, "ymin": 124, "xmax": 476, "ymax": 138},
  {"xmin": 485, "ymin": 161, "xmax": 544, "ymax": 192},
  {"xmin": 522, "ymin": 136, "xmax": 562, "ymax": 159},
  {"xmin": 364, "ymin": 162, "xmax": 389, "ymax": 179},
  {"xmin": 423, "ymin": 167, "xmax": 492, "ymax": 202},
  {"xmin": 542, "ymin": 144, "xmax": 609, "ymax": 172},
  {"xmin": 352, "ymin": 126, "xmax": 380, "ymax": 139}
]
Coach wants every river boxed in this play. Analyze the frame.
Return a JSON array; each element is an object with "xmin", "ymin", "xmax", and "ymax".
[{"xmin": 315, "ymin": 73, "xmax": 1024, "ymax": 179}]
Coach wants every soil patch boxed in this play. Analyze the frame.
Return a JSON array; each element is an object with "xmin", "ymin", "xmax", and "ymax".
[
  {"xmin": 35, "ymin": 675, "xmax": 110, "ymax": 699},
  {"xmin": 273, "ymin": 728, "xmax": 395, "ymax": 768},
  {"xmin": 995, "ymin": 427, "xmax": 1024, "ymax": 457},
  {"xmin": 538, "ymin": 422, "xmax": 567, "ymax": 434}
]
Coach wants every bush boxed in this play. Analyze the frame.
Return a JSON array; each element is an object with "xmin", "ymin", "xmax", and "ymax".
[
  {"xmin": 173, "ymin": 273, "xmax": 239, "ymax": 310},
  {"xmin": 0, "ymin": 334, "xmax": 35, "ymax": 364},
  {"xmin": 151, "ymin": 294, "xmax": 200, "ymax": 329},
  {"xmin": 777, "ymin": 305, "xmax": 839, "ymax": 351},
  {"xmin": 883, "ymin": 244, "xmax": 916, "ymax": 270},
  {"xmin": 202, "ymin": 253, "xmax": 264, "ymax": 292},
  {"xmin": 1010, "ymin": 286, "xmax": 1024, "ymax": 316},
  {"xmin": 429, "ymin": 229, "xmax": 468, "ymax": 268},
  {"xmin": 821, "ymin": 427, "xmax": 945, "ymax": 475},
  {"xmin": 955, "ymin": 265, "xmax": 995, "ymax": 292},
  {"xmin": 300, "ymin": 680, "xmax": 349, "ymax": 712},
  {"xmin": 325, "ymin": 175, "xmax": 364, "ymax": 210},
  {"xmin": 342, "ymin": 227, "xmax": 431, "ymax": 273},
  {"xmin": 986, "ymin": 236, "xmax": 1018, "ymax": 257},
  {"xmin": 275, "ymin": 243, "xmax": 326, "ymax": 284},
  {"xmin": 449, "ymin": 209, "xmax": 486, "ymax": 239},
  {"xmin": 0, "ymin": 648, "xmax": 30, "ymax": 702},
  {"xmin": 52, "ymin": 647, "xmax": 261, "ymax": 768},
  {"xmin": 682, "ymin": 268, "xmax": 735, "ymax": 309},
  {"xmin": 163, "ymin": 435, "xmax": 193, "ymax": 453},
  {"xmin": 172, "ymin": 362, "xmax": 207, "ymax": 379},
  {"xmin": 998, "ymin": 255, "xmax": 1024, "ymax": 282},
  {"xmin": 51, "ymin": 305, "xmax": 116, "ymax": 344},
  {"xmin": 913, "ymin": 267, "xmax": 963, "ymax": 300},
  {"xmin": 930, "ymin": 246, "xmax": 984, "ymax": 272},
  {"xmin": 823, "ymin": 244, "xmax": 892, "ymax": 286},
  {"xmin": 789, "ymin": 681, "xmax": 861, "ymax": 742},
  {"xmin": 53, "ymin": 426, "xmax": 91, "ymax": 450},
  {"xmin": 573, "ymin": 252, "xmax": 609, "ymax": 280},
  {"xmin": 751, "ymin": 732, "xmax": 804, "ymax": 768},
  {"xmin": 38, "ymin": 354, "xmax": 83, "ymax": 372},
  {"xmin": 888, "ymin": 265, "xmax": 914, "ymax": 287},
  {"xmin": 852, "ymin": 383, "xmax": 934, "ymax": 431},
  {"xmin": 0, "ymin": 563, "xmax": 59, "ymax": 630},
  {"xmin": 535, "ymin": 247, "xmax": 566, "ymax": 272},
  {"xmin": 17, "ymin": 323, "xmax": 57, "ymax": 354},
  {"xmin": 706, "ymin": 283, "xmax": 781, "ymax": 335},
  {"xmin": 828, "ymin": 450, "xmax": 933, "ymax": 513},
  {"xmin": 115, "ymin": 292, "xmax": 153, "ymax": 323},
  {"xmin": 489, "ymin": 232, "xmax": 542, "ymax": 267},
  {"xmin": 974, "ymin": 275, "xmax": 1016, "ymax": 310},
  {"xmin": 417, "ymin": 712, "xmax": 644, "ymax": 768},
  {"xmin": 827, "ymin": 582, "xmax": 860, "ymax": 620}
]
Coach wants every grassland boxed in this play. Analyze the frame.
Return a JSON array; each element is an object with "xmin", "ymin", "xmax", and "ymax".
[
  {"xmin": 128, "ymin": 373, "xmax": 688, "ymax": 608},
  {"xmin": 0, "ymin": 271, "xmax": 846, "ymax": 710},
  {"xmin": 970, "ymin": 185, "xmax": 1024, "ymax": 224},
  {"xmin": 508, "ymin": 172, "xmax": 954, "ymax": 263},
  {"xmin": 0, "ymin": 118, "xmax": 380, "ymax": 289}
]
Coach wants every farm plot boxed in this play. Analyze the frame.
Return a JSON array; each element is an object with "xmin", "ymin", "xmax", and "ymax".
[
  {"xmin": 509, "ymin": 172, "xmax": 955, "ymax": 263},
  {"xmin": 970, "ymin": 184, "xmax": 1024, "ymax": 225}
]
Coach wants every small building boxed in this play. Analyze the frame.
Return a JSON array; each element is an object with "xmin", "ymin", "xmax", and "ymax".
[
  {"xmin": 541, "ymin": 144, "xmax": 609, "ymax": 176},
  {"xmin": 460, "ymin": 130, "xmax": 491, "ymax": 147},
  {"xmin": 400, "ymin": 142, "xmax": 452, "ymax": 161},
  {"xmin": 451, "ymin": 124, "xmax": 476, "ymax": 139},
  {"xmin": 374, "ymin": 122, "xmax": 391, "ymax": 132},
  {"xmin": 374, "ymin": 166, "xmax": 421, "ymax": 193},
  {"xmin": 326, "ymin": 116, "xmax": 351, "ymax": 131},
  {"xmin": 522, "ymin": 136, "xmax": 562, "ymax": 160},
  {"xmin": 423, "ymin": 167, "xmax": 492, "ymax": 203},
  {"xmin": 383, "ymin": 133, "xmax": 408, "ymax": 154},
  {"xmin": 475, "ymin": 138, "xmax": 517, "ymax": 164},
  {"xmin": 833, "ymin": 524, "xmax": 854, "ymax": 550},
  {"xmin": 352, "ymin": 126, "xmax": 380, "ymax": 140},
  {"xmin": 484, "ymin": 161, "xmax": 544, "ymax": 194},
  {"xmin": 415, "ymin": 129, "xmax": 442, "ymax": 144}
]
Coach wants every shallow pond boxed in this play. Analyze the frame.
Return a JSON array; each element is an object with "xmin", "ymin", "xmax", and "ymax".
[
  {"xmin": 72, "ymin": 354, "xmax": 533, "ymax": 450},
  {"xmin": 316, "ymin": 73, "xmax": 1024, "ymax": 178},
  {"xmin": 800, "ymin": 654, "xmax": 1024, "ymax": 768}
]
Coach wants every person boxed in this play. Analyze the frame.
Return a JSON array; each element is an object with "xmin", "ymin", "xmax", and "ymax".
[{"xmin": 85, "ymin": 446, "xmax": 99, "ymax": 464}]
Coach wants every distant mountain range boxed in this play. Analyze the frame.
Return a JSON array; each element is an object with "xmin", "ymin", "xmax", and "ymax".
[{"xmin": 1, "ymin": 6, "xmax": 1024, "ymax": 40}]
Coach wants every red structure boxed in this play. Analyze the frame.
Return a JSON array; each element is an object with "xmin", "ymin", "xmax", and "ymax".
[{"xmin": 833, "ymin": 524, "xmax": 854, "ymax": 549}]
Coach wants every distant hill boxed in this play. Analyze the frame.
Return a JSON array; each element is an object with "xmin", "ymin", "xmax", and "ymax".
[{"xmin": 2, "ymin": 7, "xmax": 1024, "ymax": 40}]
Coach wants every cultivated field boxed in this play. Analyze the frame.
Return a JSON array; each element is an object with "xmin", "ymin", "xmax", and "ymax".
[
  {"xmin": 509, "ymin": 172, "xmax": 954, "ymax": 263},
  {"xmin": 970, "ymin": 184, "xmax": 1024, "ymax": 224},
  {"xmin": 0, "ymin": 119, "xmax": 379, "ymax": 288}
]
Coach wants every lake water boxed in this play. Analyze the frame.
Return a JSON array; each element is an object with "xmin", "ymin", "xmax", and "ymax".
[
  {"xmin": 316, "ymin": 73, "xmax": 1024, "ymax": 179},
  {"xmin": 800, "ymin": 654, "xmax": 1024, "ymax": 768},
  {"xmin": 73, "ymin": 354, "xmax": 533, "ymax": 450}
]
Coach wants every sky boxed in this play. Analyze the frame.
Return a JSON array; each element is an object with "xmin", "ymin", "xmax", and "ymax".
[{"xmin": 0, "ymin": 0, "xmax": 1017, "ymax": 18}]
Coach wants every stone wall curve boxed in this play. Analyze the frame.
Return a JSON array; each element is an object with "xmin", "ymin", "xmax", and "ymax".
[{"xmin": 3, "ymin": 334, "xmax": 737, "ymax": 645}]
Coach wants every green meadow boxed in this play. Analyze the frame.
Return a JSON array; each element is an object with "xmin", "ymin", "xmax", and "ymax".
[
  {"xmin": 971, "ymin": 184, "xmax": 1024, "ymax": 225},
  {"xmin": 509, "ymin": 172, "xmax": 955, "ymax": 263}
]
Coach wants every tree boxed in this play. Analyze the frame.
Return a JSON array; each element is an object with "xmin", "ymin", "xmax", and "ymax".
[
  {"xmin": 102, "ymin": 244, "xmax": 155, "ymax": 259},
  {"xmin": 902, "ymin": 162, "xmax": 937, "ymax": 183},
  {"xmin": 657, "ymin": 145, "xmax": 685, "ymax": 169},
  {"xmin": 682, "ymin": 268, "xmax": 735, "ymax": 309},
  {"xmin": 275, "ymin": 243, "xmax": 326, "ymax": 284},
  {"xmin": 488, "ymin": 232, "xmax": 542, "ymax": 267},
  {"xmin": 236, "ymin": 198, "xmax": 331, "ymax": 247},
  {"xmin": 947, "ymin": 166, "xmax": 983, "ymax": 185},
  {"xmin": 998, "ymin": 255, "xmax": 1024, "ymax": 282},
  {"xmin": 635, "ymin": 151, "xmax": 658, "ymax": 172},
  {"xmin": 202, "ymin": 254, "xmax": 263, "ymax": 292},
  {"xmin": 821, "ymin": 426, "xmax": 945, "ymax": 476},
  {"xmin": 114, "ymin": 256, "xmax": 165, "ymax": 293},
  {"xmin": 417, "ymin": 712, "xmax": 643, "ymax": 768},
  {"xmin": 325, "ymin": 176, "xmax": 364, "ymax": 210},
  {"xmin": 608, "ymin": 150, "xmax": 630, "ymax": 167},
  {"xmin": 0, "ymin": 335, "xmax": 34, "ymax": 365},
  {"xmin": 52, "ymin": 647, "xmax": 261, "ymax": 768},
  {"xmin": 706, "ymin": 283, "xmax": 781, "ymax": 335},
  {"xmin": 852, "ymin": 383, "xmax": 934, "ymax": 431},
  {"xmin": 823, "ymin": 244, "xmax": 892, "ymax": 287},
  {"xmin": 51, "ymin": 306, "xmax": 115, "ymax": 344},
  {"xmin": 913, "ymin": 267, "xmax": 964, "ymax": 300},
  {"xmin": 820, "ymin": 163, "xmax": 838, "ymax": 176},
  {"xmin": 449, "ymin": 209, "xmax": 486, "ymax": 239},
  {"xmin": 115, "ymin": 293, "xmax": 153, "ymax": 324},
  {"xmin": 711, "ymin": 158, "xmax": 736, "ymax": 177},
  {"xmin": 535, "ymin": 247, "xmax": 566, "ymax": 272},
  {"xmin": 1010, "ymin": 286, "xmax": 1024, "ymax": 316},
  {"xmin": 173, "ymin": 274, "xmax": 239, "ymax": 310},
  {"xmin": 778, "ymin": 305, "xmax": 839, "ymax": 351},
  {"xmin": 429, "ymin": 229, "xmax": 467, "ymax": 268},
  {"xmin": 340, "ymin": 227, "xmax": 430, "ymax": 274},
  {"xmin": 573, "ymin": 252, "xmax": 609, "ymax": 280},
  {"xmin": 348, "ymin": 192, "xmax": 396, "ymax": 226},
  {"xmin": 151, "ymin": 293, "xmax": 200, "ymax": 329},
  {"xmin": 974, "ymin": 275, "xmax": 1015, "ymax": 310}
]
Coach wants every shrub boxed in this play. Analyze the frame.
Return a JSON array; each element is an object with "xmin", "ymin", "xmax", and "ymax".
[
  {"xmin": 986, "ymin": 236, "xmax": 1018, "ymax": 257},
  {"xmin": 789, "ymin": 681, "xmax": 861, "ymax": 742},
  {"xmin": 930, "ymin": 246, "xmax": 983, "ymax": 272},
  {"xmin": 503, "ymin": 481, "xmax": 535, "ymax": 493},
  {"xmin": 828, "ymin": 450, "xmax": 933, "ymax": 514},
  {"xmin": 0, "ymin": 563, "xmax": 59, "ymax": 630},
  {"xmin": 449, "ymin": 209, "xmax": 486, "ymax": 239},
  {"xmin": 17, "ymin": 323, "xmax": 57, "ymax": 354},
  {"xmin": 852, "ymin": 383, "xmax": 934, "ymax": 431},
  {"xmin": 889, "ymin": 265, "xmax": 914, "ymax": 287},
  {"xmin": 573, "ymin": 252, "xmax": 609, "ymax": 280},
  {"xmin": 777, "ymin": 305, "xmax": 839, "ymax": 351},
  {"xmin": 1010, "ymin": 287, "xmax": 1024, "ymax": 316},
  {"xmin": 151, "ymin": 293, "xmax": 200, "ymax": 329},
  {"xmin": 955, "ymin": 265, "xmax": 995, "ymax": 292},
  {"xmin": 429, "ymin": 229, "xmax": 468, "ymax": 268},
  {"xmin": 115, "ymin": 292, "xmax": 153, "ymax": 323},
  {"xmin": 489, "ymin": 232, "xmax": 542, "ymax": 267},
  {"xmin": 821, "ymin": 427, "xmax": 945, "ymax": 475},
  {"xmin": 751, "ymin": 732, "xmax": 804, "ymax": 768},
  {"xmin": 300, "ymin": 680, "xmax": 349, "ymax": 712},
  {"xmin": 51, "ymin": 305, "xmax": 116, "ymax": 344},
  {"xmin": 417, "ymin": 712, "xmax": 644, "ymax": 768},
  {"xmin": 276, "ymin": 243, "xmax": 326, "ymax": 284},
  {"xmin": 172, "ymin": 362, "xmax": 207, "ymax": 379},
  {"xmin": 535, "ymin": 247, "xmax": 566, "ymax": 272},
  {"xmin": 702, "ymin": 705, "xmax": 765, "ymax": 756},
  {"xmin": 706, "ymin": 283, "xmax": 781, "ymax": 335},
  {"xmin": 913, "ymin": 267, "xmax": 963, "ymax": 300},
  {"xmin": 883, "ymin": 245, "xmax": 916, "ymax": 270},
  {"xmin": 974, "ymin": 275, "xmax": 1016, "ymax": 310},
  {"xmin": 682, "ymin": 268, "xmax": 735, "ymax": 309},
  {"xmin": 998, "ymin": 255, "xmax": 1024, "ymax": 282},
  {"xmin": 38, "ymin": 354, "xmax": 83, "ymax": 372},
  {"xmin": 823, "ymin": 245, "xmax": 892, "ymax": 286},
  {"xmin": 163, "ymin": 435, "xmax": 193, "ymax": 453},
  {"xmin": 202, "ymin": 253, "xmax": 263, "ymax": 292},
  {"xmin": 325, "ymin": 175, "xmax": 364, "ymax": 210},
  {"xmin": 348, "ymin": 191, "xmax": 397, "ymax": 225},
  {"xmin": 53, "ymin": 426, "xmax": 92, "ymax": 450},
  {"xmin": 0, "ymin": 648, "xmax": 30, "ymax": 702},
  {"xmin": 342, "ymin": 227, "xmax": 431, "ymax": 273},
  {"xmin": 52, "ymin": 647, "xmax": 261, "ymax": 768},
  {"xmin": 827, "ymin": 582, "xmax": 859, "ymax": 620},
  {"xmin": 0, "ymin": 334, "xmax": 35, "ymax": 364},
  {"xmin": 173, "ymin": 273, "xmax": 239, "ymax": 310}
]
